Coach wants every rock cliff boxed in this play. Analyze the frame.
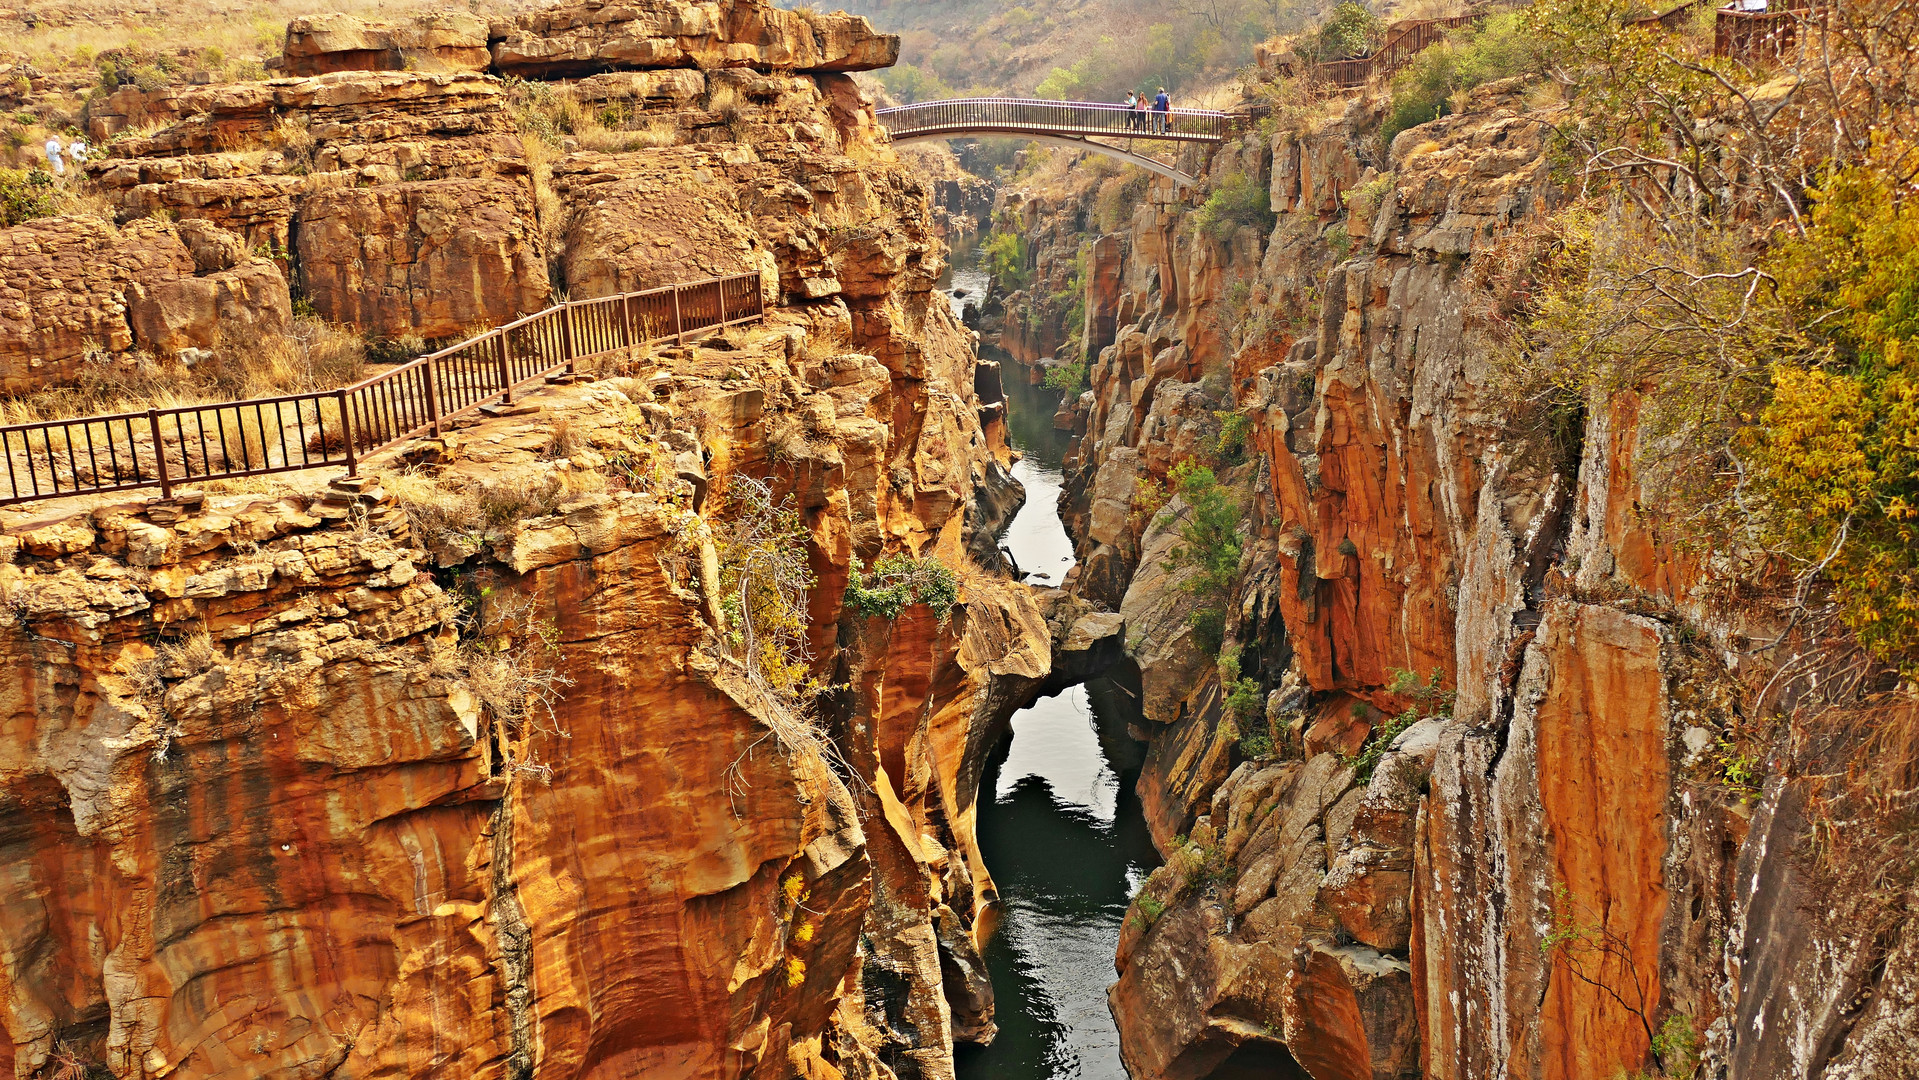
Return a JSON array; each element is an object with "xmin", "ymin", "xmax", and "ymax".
[
  {"xmin": 1003, "ymin": 79, "xmax": 1919, "ymax": 1080},
  {"xmin": 1, "ymin": 0, "xmax": 901, "ymax": 384},
  {"xmin": 0, "ymin": 3, "xmax": 1052, "ymax": 1079}
]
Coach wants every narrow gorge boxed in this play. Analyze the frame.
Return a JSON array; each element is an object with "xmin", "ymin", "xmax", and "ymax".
[{"xmin": 1, "ymin": 0, "xmax": 1916, "ymax": 1079}]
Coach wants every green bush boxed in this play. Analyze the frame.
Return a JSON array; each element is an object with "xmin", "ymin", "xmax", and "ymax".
[
  {"xmin": 1379, "ymin": 14, "xmax": 1540, "ymax": 150},
  {"xmin": 1215, "ymin": 411, "xmax": 1252, "ymax": 463},
  {"xmin": 877, "ymin": 62, "xmax": 953, "ymax": 104},
  {"xmin": 1298, "ymin": 2, "xmax": 1384, "ymax": 62},
  {"xmin": 1160, "ymin": 460, "xmax": 1244, "ymax": 655},
  {"xmin": 845, "ymin": 553, "xmax": 961, "ymax": 627},
  {"xmin": 1045, "ymin": 360, "xmax": 1088, "ymax": 395},
  {"xmin": 1193, "ymin": 170, "xmax": 1276, "ymax": 242},
  {"xmin": 1344, "ymin": 668, "xmax": 1453, "ymax": 780},
  {"xmin": 0, "ymin": 169, "xmax": 65, "ymax": 227},
  {"xmin": 982, "ymin": 229, "xmax": 1030, "ymax": 292}
]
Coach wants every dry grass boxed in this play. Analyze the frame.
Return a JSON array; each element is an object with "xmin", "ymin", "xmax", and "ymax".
[
  {"xmin": 0, "ymin": 0, "xmax": 532, "ymax": 77},
  {"xmin": 1802, "ymin": 693, "xmax": 1919, "ymax": 953},
  {"xmin": 0, "ymin": 317, "xmax": 364, "ymax": 427},
  {"xmin": 510, "ymin": 81, "xmax": 683, "ymax": 156}
]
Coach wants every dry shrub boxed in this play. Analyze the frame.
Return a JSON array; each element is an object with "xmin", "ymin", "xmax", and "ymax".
[
  {"xmin": 460, "ymin": 590, "xmax": 571, "ymax": 786},
  {"xmin": 384, "ymin": 469, "xmax": 590, "ymax": 562},
  {"xmin": 40, "ymin": 1040, "xmax": 93, "ymax": 1080},
  {"xmin": 384, "ymin": 471, "xmax": 490, "ymax": 563},
  {"xmin": 157, "ymin": 628, "xmax": 219, "ymax": 676},
  {"xmin": 0, "ymin": 316, "xmax": 364, "ymax": 426},
  {"xmin": 1802, "ymin": 694, "xmax": 1919, "ymax": 952},
  {"xmin": 709, "ymin": 475, "xmax": 848, "ymax": 801},
  {"xmin": 542, "ymin": 415, "xmax": 590, "ymax": 461},
  {"xmin": 275, "ymin": 116, "xmax": 316, "ymax": 174},
  {"xmin": 477, "ymin": 472, "xmax": 574, "ymax": 526}
]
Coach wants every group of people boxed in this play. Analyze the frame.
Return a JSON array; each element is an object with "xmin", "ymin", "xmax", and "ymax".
[
  {"xmin": 1120, "ymin": 88, "xmax": 1173, "ymax": 133},
  {"xmin": 41, "ymin": 131, "xmax": 90, "ymax": 177}
]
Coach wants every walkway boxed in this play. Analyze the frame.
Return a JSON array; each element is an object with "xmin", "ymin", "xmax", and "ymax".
[
  {"xmin": 877, "ymin": 98, "xmax": 1230, "ymax": 185},
  {"xmin": 0, "ymin": 273, "xmax": 765, "ymax": 508}
]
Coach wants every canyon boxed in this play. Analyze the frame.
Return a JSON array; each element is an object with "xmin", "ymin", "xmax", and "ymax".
[
  {"xmin": 0, "ymin": 3, "xmax": 1071, "ymax": 1078},
  {"xmin": 988, "ymin": 74, "xmax": 1919, "ymax": 1080},
  {"xmin": 1, "ymin": 1, "xmax": 1916, "ymax": 1079}
]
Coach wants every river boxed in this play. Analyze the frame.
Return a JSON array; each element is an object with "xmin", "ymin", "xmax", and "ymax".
[{"xmin": 945, "ymin": 242, "xmax": 1160, "ymax": 1080}]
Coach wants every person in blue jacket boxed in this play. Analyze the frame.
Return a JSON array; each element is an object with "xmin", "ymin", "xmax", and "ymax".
[{"xmin": 1153, "ymin": 87, "xmax": 1170, "ymax": 133}]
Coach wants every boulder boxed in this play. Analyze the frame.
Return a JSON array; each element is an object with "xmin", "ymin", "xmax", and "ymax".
[
  {"xmin": 282, "ymin": 12, "xmax": 492, "ymax": 76},
  {"xmin": 0, "ymin": 216, "xmax": 292, "ymax": 388},
  {"xmin": 491, "ymin": 0, "xmax": 900, "ymax": 78},
  {"xmin": 553, "ymin": 148, "xmax": 782, "ymax": 305},
  {"xmin": 127, "ymin": 255, "xmax": 291, "ymax": 358},
  {"xmin": 294, "ymin": 178, "xmax": 549, "ymax": 339},
  {"xmin": 1119, "ymin": 491, "xmax": 1214, "ymax": 726}
]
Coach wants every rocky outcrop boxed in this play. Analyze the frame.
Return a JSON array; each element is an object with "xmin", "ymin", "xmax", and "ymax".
[
  {"xmin": 282, "ymin": 12, "xmax": 493, "ymax": 76},
  {"xmin": 491, "ymin": 0, "xmax": 900, "ymax": 78},
  {"xmin": 1009, "ymin": 74, "xmax": 1918, "ymax": 1080},
  {"xmin": 0, "ymin": 0, "xmax": 913, "ymax": 382},
  {"xmin": 0, "ymin": 215, "xmax": 289, "ymax": 387},
  {"xmin": 0, "ymin": 2, "xmax": 1049, "ymax": 1078},
  {"xmin": 294, "ymin": 178, "xmax": 549, "ymax": 339}
]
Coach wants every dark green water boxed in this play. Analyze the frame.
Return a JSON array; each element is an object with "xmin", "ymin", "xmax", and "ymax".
[{"xmin": 944, "ymin": 243, "xmax": 1160, "ymax": 1080}]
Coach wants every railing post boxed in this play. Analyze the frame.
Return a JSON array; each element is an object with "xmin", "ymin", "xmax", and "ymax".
[
  {"xmin": 673, "ymin": 287, "xmax": 685, "ymax": 345},
  {"xmin": 621, "ymin": 293, "xmax": 635, "ymax": 351},
  {"xmin": 337, "ymin": 390, "xmax": 358, "ymax": 476},
  {"xmin": 498, "ymin": 328, "xmax": 515, "ymax": 405},
  {"xmin": 422, "ymin": 358, "xmax": 442, "ymax": 437},
  {"xmin": 561, "ymin": 302, "xmax": 577, "ymax": 374},
  {"xmin": 146, "ymin": 408, "xmax": 171, "ymax": 500}
]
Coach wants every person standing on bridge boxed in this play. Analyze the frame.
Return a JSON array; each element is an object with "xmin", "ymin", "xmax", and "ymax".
[
  {"xmin": 1124, "ymin": 90, "xmax": 1140, "ymax": 132},
  {"xmin": 1153, "ymin": 87, "xmax": 1171, "ymax": 133}
]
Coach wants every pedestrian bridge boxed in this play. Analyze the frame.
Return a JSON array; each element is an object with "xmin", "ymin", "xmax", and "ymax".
[{"xmin": 875, "ymin": 98, "xmax": 1231, "ymax": 186}]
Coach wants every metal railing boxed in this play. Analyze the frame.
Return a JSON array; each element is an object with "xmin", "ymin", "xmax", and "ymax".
[
  {"xmin": 0, "ymin": 272, "xmax": 765, "ymax": 508},
  {"xmin": 1714, "ymin": 3, "xmax": 1801, "ymax": 61},
  {"xmin": 1312, "ymin": 12, "xmax": 1490, "ymax": 88},
  {"xmin": 877, "ymin": 97, "xmax": 1231, "ymax": 144}
]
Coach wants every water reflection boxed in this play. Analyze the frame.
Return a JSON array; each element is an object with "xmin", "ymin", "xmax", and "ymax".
[
  {"xmin": 965, "ymin": 678, "xmax": 1159, "ymax": 1080},
  {"xmin": 946, "ymin": 231, "xmax": 1158, "ymax": 1080}
]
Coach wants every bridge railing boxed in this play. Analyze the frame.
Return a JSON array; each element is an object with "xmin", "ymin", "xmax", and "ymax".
[
  {"xmin": 0, "ymin": 271, "xmax": 765, "ymax": 508},
  {"xmin": 877, "ymin": 97, "xmax": 1232, "ymax": 142}
]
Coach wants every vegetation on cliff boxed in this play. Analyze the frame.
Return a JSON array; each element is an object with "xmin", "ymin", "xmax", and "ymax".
[
  {"xmin": 1486, "ymin": 0, "xmax": 1919, "ymax": 677},
  {"xmin": 854, "ymin": 0, "xmax": 1298, "ymax": 100}
]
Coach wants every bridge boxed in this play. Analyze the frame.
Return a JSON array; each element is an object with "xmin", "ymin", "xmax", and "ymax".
[{"xmin": 876, "ymin": 98, "xmax": 1231, "ymax": 186}]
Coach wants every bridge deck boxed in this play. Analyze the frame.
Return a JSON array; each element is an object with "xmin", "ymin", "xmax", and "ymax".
[{"xmin": 877, "ymin": 98, "xmax": 1230, "ymax": 144}]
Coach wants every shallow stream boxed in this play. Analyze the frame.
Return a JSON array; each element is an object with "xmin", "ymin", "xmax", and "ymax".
[{"xmin": 944, "ymin": 239, "xmax": 1159, "ymax": 1080}]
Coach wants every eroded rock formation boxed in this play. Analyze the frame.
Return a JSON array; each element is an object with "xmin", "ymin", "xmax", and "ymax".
[
  {"xmin": 0, "ymin": 3, "xmax": 1048, "ymax": 1079},
  {"xmin": 1007, "ymin": 78, "xmax": 1918, "ymax": 1080},
  {"xmin": 0, "ymin": 0, "xmax": 901, "ymax": 384},
  {"xmin": 0, "ymin": 215, "xmax": 289, "ymax": 388}
]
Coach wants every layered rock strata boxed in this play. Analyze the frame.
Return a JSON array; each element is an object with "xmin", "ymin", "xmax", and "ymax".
[
  {"xmin": 2, "ymin": 0, "xmax": 898, "ymax": 385},
  {"xmin": 0, "ymin": 216, "xmax": 289, "ymax": 389},
  {"xmin": 0, "ymin": 3, "xmax": 1047, "ymax": 1079},
  {"xmin": 1008, "ymin": 81, "xmax": 1918, "ymax": 1080}
]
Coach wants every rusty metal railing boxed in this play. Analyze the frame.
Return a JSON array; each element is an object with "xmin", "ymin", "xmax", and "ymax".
[
  {"xmin": 0, "ymin": 271, "xmax": 765, "ymax": 508},
  {"xmin": 1312, "ymin": 12, "xmax": 1489, "ymax": 89},
  {"xmin": 1714, "ymin": 3, "xmax": 1802, "ymax": 62},
  {"xmin": 876, "ymin": 97, "xmax": 1231, "ymax": 144}
]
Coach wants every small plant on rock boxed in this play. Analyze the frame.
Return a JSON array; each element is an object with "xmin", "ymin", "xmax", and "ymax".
[
  {"xmin": 1159, "ymin": 459, "xmax": 1244, "ymax": 655},
  {"xmin": 1343, "ymin": 668, "xmax": 1452, "ymax": 781},
  {"xmin": 845, "ymin": 552, "xmax": 961, "ymax": 627}
]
